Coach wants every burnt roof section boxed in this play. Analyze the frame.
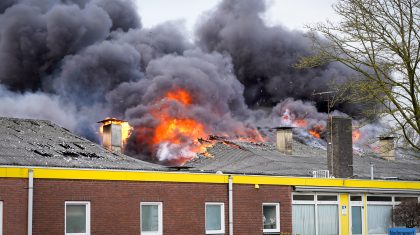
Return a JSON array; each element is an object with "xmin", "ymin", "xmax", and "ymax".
[
  {"xmin": 0, "ymin": 117, "xmax": 163, "ymax": 170},
  {"xmin": 187, "ymin": 140, "xmax": 420, "ymax": 181}
]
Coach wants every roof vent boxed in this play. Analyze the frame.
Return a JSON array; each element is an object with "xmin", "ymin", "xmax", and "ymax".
[
  {"xmin": 275, "ymin": 127, "xmax": 293, "ymax": 155},
  {"xmin": 312, "ymin": 170, "xmax": 330, "ymax": 178},
  {"xmin": 98, "ymin": 118, "xmax": 126, "ymax": 152},
  {"xmin": 378, "ymin": 136, "xmax": 396, "ymax": 161}
]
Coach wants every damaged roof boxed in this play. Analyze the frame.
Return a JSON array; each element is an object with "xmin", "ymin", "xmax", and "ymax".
[
  {"xmin": 187, "ymin": 140, "xmax": 420, "ymax": 181},
  {"xmin": 0, "ymin": 117, "xmax": 163, "ymax": 171},
  {"xmin": 1, "ymin": 117, "xmax": 418, "ymax": 181}
]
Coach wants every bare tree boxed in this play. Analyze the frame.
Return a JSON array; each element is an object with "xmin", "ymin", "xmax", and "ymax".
[
  {"xmin": 393, "ymin": 200, "xmax": 420, "ymax": 228},
  {"xmin": 298, "ymin": 0, "xmax": 420, "ymax": 150}
]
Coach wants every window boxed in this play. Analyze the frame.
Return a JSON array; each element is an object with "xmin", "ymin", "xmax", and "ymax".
[
  {"xmin": 366, "ymin": 195, "xmax": 394, "ymax": 235},
  {"xmin": 263, "ymin": 203, "xmax": 280, "ymax": 233},
  {"xmin": 65, "ymin": 201, "xmax": 90, "ymax": 235},
  {"xmin": 140, "ymin": 202, "xmax": 162, "ymax": 235},
  {"xmin": 367, "ymin": 205, "xmax": 392, "ymax": 234},
  {"xmin": 205, "ymin": 203, "xmax": 225, "ymax": 234},
  {"xmin": 292, "ymin": 193, "xmax": 339, "ymax": 235}
]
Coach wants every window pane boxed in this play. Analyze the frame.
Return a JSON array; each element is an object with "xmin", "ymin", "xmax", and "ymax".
[
  {"xmin": 293, "ymin": 195, "xmax": 314, "ymax": 201},
  {"xmin": 206, "ymin": 205, "xmax": 222, "ymax": 231},
  {"xmin": 350, "ymin": 196, "xmax": 362, "ymax": 201},
  {"xmin": 395, "ymin": 197, "xmax": 417, "ymax": 202},
  {"xmin": 367, "ymin": 205, "xmax": 392, "ymax": 234},
  {"xmin": 66, "ymin": 205, "xmax": 86, "ymax": 233},
  {"xmin": 293, "ymin": 205, "xmax": 315, "ymax": 235},
  {"xmin": 367, "ymin": 196, "xmax": 392, "ymax": 202},
  {"xmin": 351, "ymin": 206, "xmax": 363, "ymax": 235},
  {"xmin": 318, "ymin": 205, "xmax": 338, "ymax": 235},
  {"xmin": 317, "ymin": 195, "xmax": 338, "ymax": 201},
  {"xmin": 142, "ymin": 205, "xmax": 159, "ymax": 232},
  {"xmin": 263, "ymin": 205, "xmax": 277, "ymax": 230}
]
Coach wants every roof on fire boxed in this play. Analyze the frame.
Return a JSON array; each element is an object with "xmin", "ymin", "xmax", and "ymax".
[
  {"xmin": 0, "ymin": 117, "xmax": 163, "ymax": 171},
  {"xmin": 0, "ymin": 117, "xmax": 419, "ymax": 181},
  {"xmin": 187, "ymin": 140, "xmax": 420, "ymax": 181}
]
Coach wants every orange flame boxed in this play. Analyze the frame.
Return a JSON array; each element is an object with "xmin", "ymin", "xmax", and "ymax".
[
  {"xmin": 309, "ymin": 129, "xmax": 321, "ymax": 138},
  {"xmin": 352, "ymin": 129, "xmax": 361, "ymax": 143},
  {"xmin": 166, "ymin": 89, "xmax": 192, "ymax": 105},
  {"xmin": 149, "ymin": 89, "xmax": 212, "ymax": 162},
  {"xmin": 308, "ymin": 124, "xmax": 325, "ymax": 139}
]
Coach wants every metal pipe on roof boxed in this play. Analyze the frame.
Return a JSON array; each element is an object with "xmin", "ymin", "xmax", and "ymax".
[
  {"xmin": 27, "ymin": 169, "xmax": 33, "ymax": 235},
  {"xmin": 228, "ymin": 175, "xmax": 233, "ymax": 235},
  {"xmin": 370, "ymin": 163, "xmax": 374, "ymax": 180}
]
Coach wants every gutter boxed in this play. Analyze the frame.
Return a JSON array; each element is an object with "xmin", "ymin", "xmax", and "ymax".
[
  {"xmin": 228, "ymin": 175, "xmax": 233, "ymax": 235},
  {"xmin": 27, "ymin": 169, "xmax": 33, "ymax": 235}
]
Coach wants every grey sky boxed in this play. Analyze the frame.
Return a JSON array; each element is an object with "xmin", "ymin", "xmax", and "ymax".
[{"xmin": 136, "ymin": 0, "xmax": 338, "ymax": 32}]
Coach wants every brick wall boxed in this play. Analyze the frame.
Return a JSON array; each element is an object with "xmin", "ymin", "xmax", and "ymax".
[
  {"xmin": 0, "ymin": 178, "xmax": 28, "ymax": 235},
  {"xmin": 233, "ymin": 184, "xmax": 292, "ymax": 234},
  {"xmin": 0, "ymin": 178, "xmax": 292, "ymax": 235}
]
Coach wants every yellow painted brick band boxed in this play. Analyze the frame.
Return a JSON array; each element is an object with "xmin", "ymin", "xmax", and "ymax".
[
  {"xmin": 0, "ymin": 167, "xmax": 419, "ymax": 190},
  {"xmin": 0, "ymin": 167, "xmax": 28, "ymax": 178}
]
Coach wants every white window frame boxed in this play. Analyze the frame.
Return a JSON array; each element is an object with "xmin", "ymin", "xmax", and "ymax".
[
  {"xmin": 349, "ymin": 194, "xmax": 365, "ymax": 235},
  {"xmin": 292, "ymin": 193, "xmax": 340, "ymax": 235},
  {"xmin": 205, "ymin": 202, "xmax": 225, "ymax": 234},
  {"xmin": 65, "ymin": 201, "xmax": 90, "ymax": 235},
  {"xmin": 140, "ymin": 202, "xmax": 163, "ymax": 235},
  {"xmin": 0, "ymin": 201, "xmax": 3, "ymax": 235},
  {"xmin": 262, "ymin": 203, "xmax": 280, "ymax": 233},
  {"xmin": 366, "ymin": 195, "xmax": 420, "ymax": 235}
]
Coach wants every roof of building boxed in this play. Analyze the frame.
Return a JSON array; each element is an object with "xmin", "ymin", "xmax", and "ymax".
[
  {"xmin": 0, "ymin": 117, "xmax": 163, "ymax": 171},
  {"xmin": 187, "ymin": 140, "xmax": 420, "ymax": 181},
  {"xmin": 1, "ymin": 117, "xmax": 419, "ymax": 181}
]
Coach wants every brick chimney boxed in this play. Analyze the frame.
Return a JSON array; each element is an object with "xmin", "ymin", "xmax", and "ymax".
[
  {"xmin": 98, "ymin": 118, "xmax": 124, "ymax": 152},
  {"xmin": 379, "ymin": 136, "xmax": 396, "ymax": 160},
  {"xmin": 275, "ymin": 127, "xmax": 293, "ymax": 155},
  {"xmin": 327, "ymin": 116, "xmax": 353, "ymax": 178}
]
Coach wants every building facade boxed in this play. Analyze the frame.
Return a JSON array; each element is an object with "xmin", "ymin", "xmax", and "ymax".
[{"xmin": 0, "ymin": 167, "xmax": 419, "ymax": 235}]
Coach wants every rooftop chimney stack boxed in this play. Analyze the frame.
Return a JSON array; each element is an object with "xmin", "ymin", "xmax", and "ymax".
[
  {"xmin": 98, "ymin": 118, "xmax": 124, "ymax": 152},
  {"xmin": 379, "ymin": 136, "xmax": 396, "ymax": 160},
  {"xmin": 275, "ymin": 127, "xmax": 293, "ymax": 155},
  {"xmin": 327, "ymin": 116, "xmax": 353, "ymax": 178}
]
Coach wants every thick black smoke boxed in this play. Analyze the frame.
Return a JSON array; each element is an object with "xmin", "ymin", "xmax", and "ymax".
[
  {"xmin": 0, "ymin": 0, "xmax": 378, "ymax": 164},
  {"xmin": 195, "ymin": 0, "xmax": 364, "ymax": 115}
]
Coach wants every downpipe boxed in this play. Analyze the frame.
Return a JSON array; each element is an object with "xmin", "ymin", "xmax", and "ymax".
[
  {"xmin": 228, "ymin": 175, "xmax": 233, "ymax": 235},
  {"xmin": 27, "ymin": 169, "xmax": 33, "ymax": 235}
]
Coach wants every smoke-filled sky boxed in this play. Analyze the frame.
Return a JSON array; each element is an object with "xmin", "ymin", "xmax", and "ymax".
[{"xmin": 0, "ymin": 0, "xmax": 379, "ymax": 165}]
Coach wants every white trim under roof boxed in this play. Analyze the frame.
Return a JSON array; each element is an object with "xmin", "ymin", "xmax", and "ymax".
[{"xmin": 294, "ymin": 186, "xmax": 420, "ymax": 194}]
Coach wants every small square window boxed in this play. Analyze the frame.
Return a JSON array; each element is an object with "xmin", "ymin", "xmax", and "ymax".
[
  {"xmin": 205, "ymin": 203, "xmax": 225, "ymax": 234},
  {"xmin": 141, "ymin": 202, "xmax": 162, "ymax": 235},
  {"xmin": 65, "ymin": 201, "xmax": 90, "ymax": 235},
  {"xmin": 263, "ymin": 203, "xmax": 280, "ymax": 233}
]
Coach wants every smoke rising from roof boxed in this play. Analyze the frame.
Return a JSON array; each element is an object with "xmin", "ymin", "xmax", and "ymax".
[{"xmin": 0, "ymin": 0, "xmax": 378, "ymax": 164}]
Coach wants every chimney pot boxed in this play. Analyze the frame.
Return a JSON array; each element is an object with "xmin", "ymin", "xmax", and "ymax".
[
  {"xmin": 275, "ymin": 127, "xmax": 293, "ymax": 155},
  {"xmin": 98, "ymin": 118, "xmax": 125, "ymax": 152},
  {"xmin": 378, "ymin": 136, "xmax": 396, "ymax": 160}
]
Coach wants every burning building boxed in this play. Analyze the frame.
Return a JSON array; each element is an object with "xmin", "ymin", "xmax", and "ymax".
[
  {"xmin": 0, "ymin": 0, "xmax": 419, "ymax": 233},
  {"xmin": 0, "ymin": 117, "xmax": 419, "ymax": 235}
]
